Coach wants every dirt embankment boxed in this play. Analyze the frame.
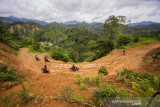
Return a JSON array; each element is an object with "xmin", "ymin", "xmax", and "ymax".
[{"xmin": 141, "ymin": 46, "xmax": 160, "ymax": 73}]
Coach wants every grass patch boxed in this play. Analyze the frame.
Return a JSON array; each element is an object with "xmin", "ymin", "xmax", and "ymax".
[{"xmin": 118, "ymin": 38, "xmax": 158, "ymax": 49}]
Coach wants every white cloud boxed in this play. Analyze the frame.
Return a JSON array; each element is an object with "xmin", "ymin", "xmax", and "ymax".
[{"xmin": 0, "ymin": 0, "xmax": 160, "ymax": 23}]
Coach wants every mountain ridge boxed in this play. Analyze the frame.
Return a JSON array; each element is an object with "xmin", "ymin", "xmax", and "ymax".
[
  {"xmin": 1, "ymin": 15, "xmax": 160, "ymax": 26},
  {"xmin": 0, "ymin": 16, "xmax": 48, "ymax": 25},
  {"xmin": 129, "ymin": 21, "xmax": 160, "ymax": 27}
]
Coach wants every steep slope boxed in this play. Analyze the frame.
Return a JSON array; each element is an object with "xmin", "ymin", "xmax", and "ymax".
[{"xmin": 0, "ymin": 42, "xmax": 160, "ymax": 107}]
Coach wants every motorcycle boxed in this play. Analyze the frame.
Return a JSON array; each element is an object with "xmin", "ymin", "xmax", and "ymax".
[
  {"xmin": 41, "ymin": 68, "xmax": 50, "ymax": 73},
  {"xmin": 45, "ymin": 58, "xmax": 50, "ymax": 62},
  {"xmin": 70, "ymin": 67, "xmax": 79, "ymax": 72},
  {"xmin": 35, "ymin": 57, "xmax": 41, "ymax": 61}
]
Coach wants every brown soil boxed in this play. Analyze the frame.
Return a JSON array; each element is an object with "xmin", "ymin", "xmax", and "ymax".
[
  {"xmin": 0, "ymin": 42, "xmax": 160, "ymax": 107},
  {"xmin": 141, "ymin": 46, "xmax": 160, "ymax": 74}
]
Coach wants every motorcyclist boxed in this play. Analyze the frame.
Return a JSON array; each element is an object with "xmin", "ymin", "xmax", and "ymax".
[
  {"xmin": 44, "ymin": 56, "xmax": 48, "ymax": 62},
  {"xmin": 35, "ymin": 55, "xmax": 40, "ymax": 60},
  {"xmin": 43, "ymin": 65, "xmax": 48, "ymax": 73},
  {"xmin": 71, "ymin": 64, "xmax": 79, "ymax": 71},
  {"xmin": 72, "ymin": 64, "xmax": 76, "ymax": 70},
  {"xmin": 99, "ymin": 66, "xmax": 107, "ymax": 74},
  {"xmin": 99, "ymin": 66, "xmax": 103, "ymax": 73},
  {"xmin": 123, "ymin": 50, "xmax": 125, "ymax": 56}
]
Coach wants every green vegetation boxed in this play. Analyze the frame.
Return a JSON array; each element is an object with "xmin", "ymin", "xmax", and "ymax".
[
  {"xmin": 54, "ymin": 87, "xmax": 94, "ymax": 106},
  {"xmin": 117, "ymin": 34, "xmax": 133, "ymax": 47},
  {"xmin": 117, "ymin": 69, "xmax": 160, "ymax": 96},
  {"xmin": 118, "ymin": 38, "xmax": 158, "ymax": 49},
  {"xmin": 1, "ymin": 14, "xmax": 159, "ymax": 63},
  {"xmin": 0, "ymin": 64, "xmax": 24, "ymax": 81},
  {"xmin": 82, "ymin": 76, "xmax": 91, "ymax": 84},
  {"xmin": 18, "ymin": 85, "xmax": 34, "ymax": 104},
  {"xmin": 0, "ymin": 20, "xmax": 19, "ymax": 50},
  {"xmin": 3, "ymin": 82, "xmax": 15, "ymax": 89},
  {"xmin": 74, "ymin": 74, "xmax": 104, "ymax": 86},
  {"xmin": 93, "ymin": 84, "xmax": 130, "ymax": 106},
  {"xmin": 80, "ymin": 84, "xmax": 88, "ymax": 90},
  {"xmin": 74, "ymin": 78, "xmax": 82, "ymax": 85},
  {"xmin": 0, "ymin": 93, "xmax": 15, "ymax": 107},
  {"xmin": 56, "ymin": 70, "xmax": 160, "ymax": 106}
]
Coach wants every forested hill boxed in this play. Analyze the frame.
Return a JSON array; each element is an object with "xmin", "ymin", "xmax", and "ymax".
[
  {"xmin": 6, "ymin": 20, "xmax": 105, "ymax": 62},
  {"xmin": 1, "ymin": 16, "xmax": 160, "ymax": 62}
]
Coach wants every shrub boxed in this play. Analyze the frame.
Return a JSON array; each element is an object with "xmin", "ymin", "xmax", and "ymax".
[
  {"xmin": 116, "ymin": 75, "xmax": 126, "ymax": 82},
  {"xmin": 93, "ymin": 84, "xmax": 129, "ymax": 106},
  {"xmin": 138, "ymin": 73, "xmax": 154, "ymax": 81},
  {"xmin": 153, "ymin": 75, "xmax": 160, "ymax": 90},
  {"xmin": 125, "ymin": 69, "xmax": 138, "ymax": 80},
  {"xmin": 31, "ymin": 42, "xmax": 40, "ymax": 51},
  {"xmin": 3, "ymin": 82, "xmax": 14, "ymax": 89},
  {"xmin": 70, "ymin": 93, "xmax": 83, "ymax": 105},
  {"xmin": 0, "ymin": 64, "xmax": 8, "ymax": 73},
  {"xmin": 61, "ymin": 87, "xmax": 74, "ymax": 100},
  {"xmin": 18, "ymin": 85, "xmax": 34, "ymax": 104},
  {"xmin": 131, "ymin": 80, "xmax": 156, "ymax": 97},
  {"xmin": 51, "ymin": 50, "xmax": 72, "ymax": 63},
  {"xmin": 117, "ymin": 69, "xmax": 138, "ymax": 80},
  {"xmin": 157, "ymin": 35, "xmax": 160, "ymax": 41},
  {"xmin": 90, "ymin": 75, "xmax": 101, "ymax": 85},
  {"xmin": 84, "ymin": 96, "xmax": 94, "ymax": 105},
  {"xmin": 133, "ymin": 35, "xmax": 140, "ymax": 43},
  {"xmin": 80, "ymin": 84, "xmax": 88, "ymax": 90},
  {"xmin": 152, "ymin": 55, "xmax": 158, "ymax": 59},
  {"xmin": 156, "ymin": 51, "xmax": 160, "ymax": 55},
  {"xmin": 0, "ymin": 64, "xmax": 24, "ymax": 81},
  {"xmin": 82, "ymin": 76, "xmax": 90, "ymax": 84},
  {"xmin": 117, "ymin": 34, "xmax": 133, "ymax": 47},
  {"xmin": 54, "ymin": 87, "xmax": 95, "ymax": 106},
  {"xmin": 74, "ymin": 78, "xmax": 82, "ymax": 85}
]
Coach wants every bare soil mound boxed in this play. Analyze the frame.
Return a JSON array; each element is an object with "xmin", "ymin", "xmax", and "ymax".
[{"xmin": 141, "ymin": 46, "xmax": 160, "ymax": 72}]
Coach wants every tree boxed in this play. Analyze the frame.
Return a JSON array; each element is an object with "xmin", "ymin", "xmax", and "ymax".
[
  {"xmin": 117, "ymin": 34, "xmax": 133, "ymax": 47},
  {"xmin": 0, "ymin": 20, "xmax": 19, "ymax": 50},
  {"xmin": 104, "ymin": 15, "xmax": 130, "ymax": 40}
]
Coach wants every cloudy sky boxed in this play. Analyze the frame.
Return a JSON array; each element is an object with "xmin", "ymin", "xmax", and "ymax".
[{"xmin": 0, "ymin": 0, "xmax": 160, "ymax": 23}]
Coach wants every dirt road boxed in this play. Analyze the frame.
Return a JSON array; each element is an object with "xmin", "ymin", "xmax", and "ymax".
[{"xmin": 1, "ymin": 42, "xmax": 160, "ymax": 107}]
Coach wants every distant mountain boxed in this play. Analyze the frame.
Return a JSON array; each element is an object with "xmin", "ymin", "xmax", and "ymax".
[
  {"xmin": 63, "ymin": 21, "xmax": 80, "ymax": 25},
  {"xmin": 0, "ymin": 17, "xmax": 14, "ymax": 24},
  {"xmin": 129, "ymin": 21, "xmax": 159, "ymax": 27},
  {"xmin": 0, "ymin": 16, "xmax": 48, "ymax": 25}
]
